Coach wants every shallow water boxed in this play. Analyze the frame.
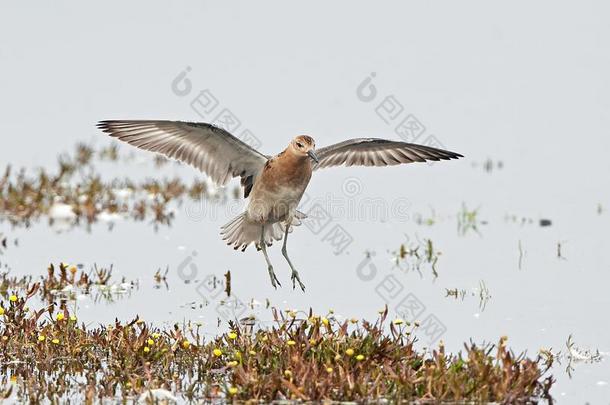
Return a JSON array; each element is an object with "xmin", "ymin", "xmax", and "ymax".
[
  {"xmin": 2, "ymin": 1, "xmax": 610, "ymax": 402},
  {"xmin": 2, "ymin": 148, "xmax": 608, "ymax": 403}
]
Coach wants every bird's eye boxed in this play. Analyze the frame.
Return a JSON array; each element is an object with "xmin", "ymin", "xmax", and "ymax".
[{"xmin": 296, "ymin": 142, "xmax": 303, "ymax": 148}]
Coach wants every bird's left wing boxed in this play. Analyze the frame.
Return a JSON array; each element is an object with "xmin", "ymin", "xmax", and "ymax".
[
  {"xmin": 313, "ymin": 138, "xmax": 462, "ymax": 170},
  {"xmin": 98, "ymin": 120, "xmax": 268, "ymax": 196}
]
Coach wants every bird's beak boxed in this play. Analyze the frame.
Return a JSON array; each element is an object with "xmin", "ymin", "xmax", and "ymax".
[{"xmin": 307, "ymin": 149, "xmax": 319, "ymax": 163}]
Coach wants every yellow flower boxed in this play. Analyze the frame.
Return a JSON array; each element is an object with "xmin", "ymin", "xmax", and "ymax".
[
  {"xmin": 152, "ymin": 333, "xmax": 161, "ymax": 339},
  {"xmin": 287, "ymin": 340, "xmax": 296, "ymax": 346},
  {"xmin": 182, "ymin": 341, "xmax": 191, "ymax": 349},
  {"xmin": 227, "ymin": 360, "xmax": 238, "ymax": 367},
  {"xmin": 262, "ymin": 335, "xmax": 268, "ymax": 342},
  {"xmin": 345, "ymin": 348, "xmax": 354, "ymax": 356},
  {"xmin": 56, "ymin": 313, "xmax": 65, "ymax": 321},
  {"xmin": 326, "ymin": 367, "xmax": 333, "ymax": 373},
  {"xmin": 52, "ymin": 338, "xmax": 60, "ymax": 344},
  {"xmin": 228, "ymin": 387, "xmax": 238, "ymax": 395},
  {"xmin": 69, "ymin": 315, "xmax": 77, "ymax": 322},
  {"xmin": 147, "ymin": 339, "xmax": 154, "ymax": 346},
  {"xmin": 9, "ymin": 295, "xmax": 17, "ymax": 302},
  {"xmin": 309, "ymin": 338, "xmax": 317, "ymax": 345},
  {"xmin": 393, "ymin": 318, "xmax": 405, "ymax": 325},
  {"xmin": 68, "ymin": 265, "xmax": 77, "ymax": 274},
  {"xmin": 321, "ymin": 317, "xmax": 329, "ymax": 326},
  {"xmin": 284, "ymin": 370, "xmax": 292, "ymax": 377},
  {"xmin": 227, "ymin": 331, "xmax": 237, "ymax": 340},
  {"xmin": 143, "ymin": 346, "xmax": 150, "ymax": 353},
  {"xmin": 288, "ymin": 310, "xmax": 296, "ymax": 318},
  {"xmin": 38, "ymin": 335, "xmax": 45, "ymax": 342},
  {"xmin": 356, "ymin": 354, "xmax": 365, "ymax": 361},
  {"xmin": 350, "ymin": 318, "xmax": 358, "ymax": 324},
  {"xmin": 334, "ymin": 354, "xmax": 341, "ymax": 361},
  {"xmin": 235, "ymin": 351, "xmax": 242, "ymax": 359},
  {"xmin": 0, "ymin": 307, "xmax": 4, "ymax": 316},
  {"xmin": 213, "ymin": 348, "xmax": 223, "ymax": 357}
]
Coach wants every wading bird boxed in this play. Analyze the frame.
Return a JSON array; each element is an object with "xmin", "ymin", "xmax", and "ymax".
[{"xmin": 98, "ymin": 120, "xmax": 462, "ymax": 291}]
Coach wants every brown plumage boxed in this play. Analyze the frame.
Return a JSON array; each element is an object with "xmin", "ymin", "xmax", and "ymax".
[{"xmin": 98, "ymin": 119, "xmax": 463, "ymax": 291}]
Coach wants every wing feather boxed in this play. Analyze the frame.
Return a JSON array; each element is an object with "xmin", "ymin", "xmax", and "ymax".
[
  {"xmin": 97, "ymin": 120, "xmax": 268, "ymax": 196},
  {"xmin": 314, "ymin": 138, "xmax": 462, "ymax": 170}
]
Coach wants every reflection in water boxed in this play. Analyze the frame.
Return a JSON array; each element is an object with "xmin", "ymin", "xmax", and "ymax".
[
  {"xmin": 539, "ymin": 335, "xmax": 605, "ymax": 380},
  {"xmin": 412, "ymin": 204, "xmax": 488, "ymax": 236},
  {"xmin": 445, "ymin": 280, "xmax": 492, "ymax": 312},
  {"xmin": 504, "ymin": 213, "xmax": 553, "ymax": 228},
  {"xmin": 563, "ymin": 335, "xmax": 604, "ymax": 378},
  {"xmin": 1, "ymin": 262, "xmax": 137, "ymax": 305},
  {"xmin": 392, "ymin": 235, "xmax": 441, "ymax": 278},
  {"xmin": 457, "ymin": 203, "xmax": 485, "ymax": 236},
  {"xmin": 471, "ymin": 158, "xmax": 504, "ymax": 173},
  {"xmin": 153, "ymin": 266, "xmax": 169, "ymax": 290},
  {"xmin": 556, "ymin": 241, "xmax": 567, "ymax": 260},
  {"xmin": 517, "ymin": 240, "xmax": 526, "ymax": 270}
]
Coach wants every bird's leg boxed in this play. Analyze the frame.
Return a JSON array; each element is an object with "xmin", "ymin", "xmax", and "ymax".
[
  {"xmin": 260, "ymin": 224, "xmax": 281, "ymax": 289},
  {"xmin": 281, "ymin": 225, "xmax": 306, "ymax": 292}
]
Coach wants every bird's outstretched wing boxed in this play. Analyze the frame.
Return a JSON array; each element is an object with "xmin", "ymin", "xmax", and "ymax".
[
  {"xmin": 313, "ymin": 138, "xmax": 462, "ymax": 170},
  {"xmin": 97, "ymin": 120, "xmax": 268, "ymax": 197}
]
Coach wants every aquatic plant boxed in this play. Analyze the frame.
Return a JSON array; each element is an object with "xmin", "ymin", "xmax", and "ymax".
[
  {"xmin": 0, "ymin": 295, "xmax": 554, "ymax": 403},
  {"xmin": 0, "ymin": 143, "xmax": 235, "ymax": 230}
]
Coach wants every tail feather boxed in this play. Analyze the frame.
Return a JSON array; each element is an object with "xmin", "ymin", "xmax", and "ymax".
[{"xmin": 220, "ymin": 211, "xmax": 307, "ymax": 251}]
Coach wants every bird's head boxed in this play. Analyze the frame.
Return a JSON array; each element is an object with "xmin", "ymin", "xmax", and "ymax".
[{"xmin": 289, "ymin": 135, "xmax": 319, "ymax": 163}]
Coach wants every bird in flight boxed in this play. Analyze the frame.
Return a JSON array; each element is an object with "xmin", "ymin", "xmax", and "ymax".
[{"xmin": 98, "ymin": 120, "xmax": 462, "ymax": 291}]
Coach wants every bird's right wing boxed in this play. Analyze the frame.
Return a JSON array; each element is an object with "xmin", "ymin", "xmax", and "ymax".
[{"xmin": 98, "ymin": 120, "xmax": 268, "ymax": 196}]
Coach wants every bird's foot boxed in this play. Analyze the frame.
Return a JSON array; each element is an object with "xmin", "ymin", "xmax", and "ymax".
[
  {"xmin": 291, "ymin": 270, "xmax": 306, "ymax": 292},
  {"xmin": 268, "ymin": 266, "xmax": 281, "ymax": 289}
]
